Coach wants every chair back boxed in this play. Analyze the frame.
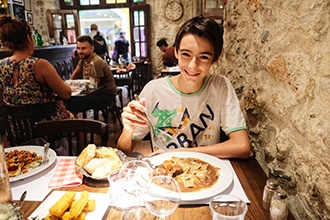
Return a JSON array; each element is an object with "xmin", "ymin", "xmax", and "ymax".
[
  {"xmin": 34, "ymin": 119, "xmax": 108, "ymax": 156},
  {"xmin": 0, "ymin": 103, "xmax": 56, "ymax": 146}
]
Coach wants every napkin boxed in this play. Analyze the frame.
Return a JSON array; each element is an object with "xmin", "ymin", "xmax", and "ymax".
[{"xmin": 48, "ymin": 158, "xmax": 82, "ymax": 188}]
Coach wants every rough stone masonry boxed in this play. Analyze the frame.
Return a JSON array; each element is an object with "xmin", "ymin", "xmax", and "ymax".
[{"xmin": 215, "ymin": 0, "xmax": 330, "ymax": 219}]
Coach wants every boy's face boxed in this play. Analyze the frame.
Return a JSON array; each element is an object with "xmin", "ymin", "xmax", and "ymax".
[{"xmin": 175, "ymin": 34, "xmax": 215, "ymax": 87}]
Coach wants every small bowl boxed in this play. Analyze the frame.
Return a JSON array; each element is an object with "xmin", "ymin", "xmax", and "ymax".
[{"xmin": 75, "ymin": 147, "xmax": 127, "ymax": 181}]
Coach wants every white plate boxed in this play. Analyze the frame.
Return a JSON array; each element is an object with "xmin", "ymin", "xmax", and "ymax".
[
  {"xmin": 148, "ymin": 152, "xmax": 233, "ymax": 202},
  {"xmin": 65, "ymin": 79, "xmax": 90, "ymax": 85},
  {"xmin": 5, "ymin": 146, "xmax": 57, "ymax": 182},
  {"xmin": 29, "ymin": 191, "xmax": 109, "ymax": 219}
]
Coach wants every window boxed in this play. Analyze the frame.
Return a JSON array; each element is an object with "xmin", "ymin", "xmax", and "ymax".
[{"xmin": 46, "ymin": 10, "xmax": 80, "ymax": 45}]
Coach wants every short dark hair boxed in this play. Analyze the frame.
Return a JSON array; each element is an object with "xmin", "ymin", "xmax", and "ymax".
[
  {"xmin": 174, "ymin": 16, "xmax": 224, "ymax": 62},
  {"xmin": 77, "ymin": 35, "xmax": 93, "ymax": 46},
  {"xmin": 156, "ymin": 38, "xmax": 168, "ymax": 47}
]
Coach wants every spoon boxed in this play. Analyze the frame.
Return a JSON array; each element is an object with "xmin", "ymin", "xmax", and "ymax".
[{"xmin": 16, "ymin": 190, "xmax": 27, "ymax": 209}]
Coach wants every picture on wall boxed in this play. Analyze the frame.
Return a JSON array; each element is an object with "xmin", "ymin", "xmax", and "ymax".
[
  {"xmin": 13, "ymin": 4, "xmax": 25, "ymax": 20},
  {"xmin": 26, "ymin": 12, "xmax": 33, "ymax": 25}
]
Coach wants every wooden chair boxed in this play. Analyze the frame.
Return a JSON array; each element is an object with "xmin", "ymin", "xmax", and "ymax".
[
  {"xmin": 113, "ymin": 70, "xmax": 133, "ymax": 100},
  {"xmin": 0, "ymin": 103, "xmax": 56, "ymax": 146},
  {"xmin": 34, "ymin": 119, "xmax": 109, "ymax": 156}
]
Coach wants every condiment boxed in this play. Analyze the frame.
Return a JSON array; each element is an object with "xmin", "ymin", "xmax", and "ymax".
[
  {"xmin": 270, "ymin": 189, "xmax": 288, "ymax": 220},
  {"xmin": 262, "ymin": 178, "xmax": 279, "ymax": 210}
]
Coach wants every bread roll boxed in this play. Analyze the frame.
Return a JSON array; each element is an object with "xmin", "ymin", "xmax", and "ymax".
[
  {"xmin": 91, "ymin": 160, "xmax": 114, "ymax": 179},
  {"xmin": 76, "ymin": 144, "xmax": 96, "ymax": 167},
  {"xmin": 83, "ymin": 158, "xmax": 110, "ymax": 174}
]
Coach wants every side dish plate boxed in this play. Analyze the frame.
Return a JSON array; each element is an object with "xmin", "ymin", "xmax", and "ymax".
[
  {"xmin": 29, "ymin": 191, "xmax": 109, "ymax": 220},
  {"xmin": 148, "ymin": 152, "xmax": 233, "ymax": 202},
  {"xmin": 5, "ymin": 146, "xmax": 57, "ymax": 182}
]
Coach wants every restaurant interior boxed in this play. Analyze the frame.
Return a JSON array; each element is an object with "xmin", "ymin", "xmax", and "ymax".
[{"xmin": 0, "ymin": 0, "xmax": 329, "ymax": 219}]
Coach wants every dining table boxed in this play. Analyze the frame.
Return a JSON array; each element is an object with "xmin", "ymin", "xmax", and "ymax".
[
  {"xmin": 160, "ymin": 66, "xmax": 181, "ymax": 77},
  {"xmin": 63, "ymin": 79, "xmax": 108, "ymax": 119},
  {"xmin": 14, "ymin": 142, "xmax": 296, "ymax": 220}
]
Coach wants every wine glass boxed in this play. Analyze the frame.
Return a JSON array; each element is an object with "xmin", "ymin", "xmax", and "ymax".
[
  {"xmin": 144, "ymin": 176, "xmax": 181, "ymax": 220},
  {"xmin": 119, "ymin": 160, "xmax": 153, "ymax": 220}
]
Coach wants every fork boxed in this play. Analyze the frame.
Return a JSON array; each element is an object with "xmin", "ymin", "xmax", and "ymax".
[
  {"xmin": 42, "ymin": 143, "xmax": 50, "ymax": 165},
  {"xmin": 134, "ymin": 94, "xmax": 168, "ymax": 152}
]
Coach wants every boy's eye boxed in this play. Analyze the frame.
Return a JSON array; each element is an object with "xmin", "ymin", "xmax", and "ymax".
[{"xmin": 181, "ymin": 52, "xmax": 191, "ymax": 57}]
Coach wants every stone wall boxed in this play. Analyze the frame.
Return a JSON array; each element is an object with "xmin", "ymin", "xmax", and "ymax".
[
  {"xmin": 218, "ymin": 0, "xmax": 330, "ymax": 219},
  {"xmin": 31, "ymin": 0, "xmax": 60, "ymax": 39}
]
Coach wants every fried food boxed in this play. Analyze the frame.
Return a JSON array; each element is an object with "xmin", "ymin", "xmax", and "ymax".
[
  {"xmin": 46, "ymin": 191, "xmax": 95, "ymax": 220},
  {"xmin": 68, "ymin": 191, "xmax": 89, "ymax": 219},
  {"xmin": 49, "ymin": 191, "xmax": 76, "ymax": 217},
  {"xmin": 83, "ymin": 199, "xmax": 96, "ymax": 211}
]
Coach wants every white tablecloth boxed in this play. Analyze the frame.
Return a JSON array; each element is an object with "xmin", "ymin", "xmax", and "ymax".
[{"xmin": 11, "ymin": 157, "xmax": 249, "ymax": 205}]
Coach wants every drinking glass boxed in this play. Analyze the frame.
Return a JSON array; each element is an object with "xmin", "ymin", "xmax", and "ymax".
[
  {"xmin": 119, "ymin": 160, "xmax": 153, "ymax": 220},
  {"xmin": 144, "ymin": 176, "xmax": 181, "ymax": 220},
  {"xmin": 209, "ymin": 195, "xmax": 248, "ymax": 220}
]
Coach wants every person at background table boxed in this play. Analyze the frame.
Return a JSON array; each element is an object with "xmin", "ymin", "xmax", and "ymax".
[
  {"xmin": 0, "ymin": 16, "xmax": 73, "ymax": 146},
  {"xmin": 117, "ymin": 16, "xmax": 250, "ymax": 159},
  {"xmin": 112, "ymin": 31, "xmax": 130, "ymax": 63},
  {"xmin": 69, "ymin": 35, "xmax": 118, "ymax": 118},
  {"xmin": 156, "ymin": 38, "xmax": 178, "ymax": 67},
  {"xmin": 88, "ymin": 23, "xmax": 110, "ymax": 63}
]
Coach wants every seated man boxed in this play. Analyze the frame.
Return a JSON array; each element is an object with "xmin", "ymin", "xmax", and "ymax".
[
  {"xmin": 156, "ymin": 38, "xmax": 178, "ymax": 67},
  {"xmin": 69, "ymin": 35, "xmax": 117, "ymax": 119}
]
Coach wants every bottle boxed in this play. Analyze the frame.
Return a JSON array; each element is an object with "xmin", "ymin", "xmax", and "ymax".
[
  {"xmin": 262, "ymin": 178, "xmax": 279, "ymax": 210},
  {"xmin": 0, "ymin": 137, "xmax": 19, "ymax": 219},
  {"xmin": 270, "ymin": 189, "xmax": 289, "ymax": 220},
  {"xmin": 89, "ymin": 62, "xmax": 97, "ymax": 88},
  {"xmin": 34, "ymin": 30, "xmax": 43, "ymax": 47}
]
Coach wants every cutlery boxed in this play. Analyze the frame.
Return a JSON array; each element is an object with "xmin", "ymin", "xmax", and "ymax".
[
  {"xmin": 42, "ymin": 143, "xmax": 50, "ymax": 165},
  {"xmin": 15, "ymin": 190, "xmax": 27, "ymax": 210},
  {"xmin": 134, "ymin": 94, "xmax": 168, "ymax": 152}
]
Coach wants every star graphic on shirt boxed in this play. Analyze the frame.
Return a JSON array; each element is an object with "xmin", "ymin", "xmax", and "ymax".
[{"xmin": 157, "ymin": 108, "xmax": 190, "ymax": 137}]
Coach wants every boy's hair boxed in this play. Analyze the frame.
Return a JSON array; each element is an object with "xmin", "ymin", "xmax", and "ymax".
[
  {"xmin": 174, "ymin": 16, "xmax": 224, "ymax": 62},
  {"xmin": 156, "ymin": 38, "xmax": 168, "ymax": 47},
  {"xmin": 77, "ymin": 35, "xmax": 94, "ymax": 46}
]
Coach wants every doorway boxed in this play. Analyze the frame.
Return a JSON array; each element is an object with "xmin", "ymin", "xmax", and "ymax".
[{"xmin": 79, "ymin": 8, "xmax": 130, "ymax": 57}]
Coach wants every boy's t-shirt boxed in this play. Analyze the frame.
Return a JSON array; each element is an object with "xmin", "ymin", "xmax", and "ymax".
[{"xmin": 133, "ymin": 75, "xmax": 247, "ymax": 150}]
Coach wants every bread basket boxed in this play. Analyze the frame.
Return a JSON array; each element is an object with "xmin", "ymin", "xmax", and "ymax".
[{"xmin": 75, "ymin": 146, "xmax": 127, "ymax": 181}]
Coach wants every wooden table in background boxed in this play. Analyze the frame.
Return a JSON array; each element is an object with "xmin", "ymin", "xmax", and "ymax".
[
  {"xmin": 19, "ymin": 157, "xmax": 296, "ymax": 220},
  {"xmin": 160, "ymin": 68, "xmax": 181, "ymax": 77}
]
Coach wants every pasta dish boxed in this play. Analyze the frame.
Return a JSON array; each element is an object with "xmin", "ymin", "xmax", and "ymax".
[{"xmin": 153, "ymin": 156, "xmax": 220, "ymax": 192}]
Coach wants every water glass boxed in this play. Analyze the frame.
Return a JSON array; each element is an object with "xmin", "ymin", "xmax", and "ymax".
[
  {"xmin": 209, "ymin": 195, "xmax": 248, "ymax": 220},
  {"xmin": 107, "ymin": 169, "xmax": 135, "ymax": 210}
]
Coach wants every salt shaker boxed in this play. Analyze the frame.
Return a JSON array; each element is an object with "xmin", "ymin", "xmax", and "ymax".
[
  {"xmin": 262, "ymin": 178, "xmax": 279, "ymax": 210},
  {"xmin": 270, "ymin": 189, "xmax": 288, "ymax": 220}
]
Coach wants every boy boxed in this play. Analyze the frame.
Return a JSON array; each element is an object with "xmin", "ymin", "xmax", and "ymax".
[{"xmin": 117, "ymin": 16, "xmax": 250, "ymax": 159}]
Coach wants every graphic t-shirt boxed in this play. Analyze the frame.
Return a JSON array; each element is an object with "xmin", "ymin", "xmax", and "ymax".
[{"xmin": 133, "ymin": 75, "xmax": 247, "ymax": 150}]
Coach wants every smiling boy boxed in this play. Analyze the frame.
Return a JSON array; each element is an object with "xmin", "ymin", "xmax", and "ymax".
[{"xmin": 117, "ymin": 16, "xmax": 250, "ymax": 159}]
